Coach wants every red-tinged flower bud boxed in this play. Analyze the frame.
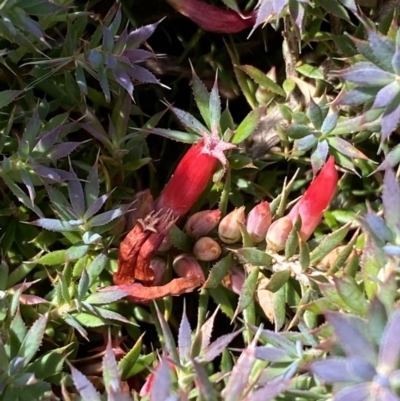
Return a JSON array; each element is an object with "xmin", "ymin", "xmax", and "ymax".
[
  {"xmin": 246, "ymin": 201, "xmax": 272, "ymax": 243},
  {"xmin": 166, "ymin": 0, "xmax": 256, "ymax": 33},
  {"xmin": 193, "ymin": 237, "xmax": 222, "ymax": 261},
  {"xmin": 288, "ymin": 157, "xmax": 338, "ymax": 241},
  {"xmin": 222, "ymin": 265, "xmax": 245, "ymax": 295},
  {"xmin": 150, "ymin": 257, "xmax": 167, "ymax": 285},
  {"xmin": 186, "ymin": 209, "xmax": 221, "ymax": 238},
  {"xmin": 218, "ymin": 207, "xmax": 246, "ymax": 244},
  {"xmin": 173, "ymin": 254, "xmax": 205, "ymax": 282},
  {"xmin": 155, "ymin": 130, "xmax": 236, "ymax": 218},
  {"xmin": 266, "ymin": 216, "xmax": 293, "ymax": 252}
]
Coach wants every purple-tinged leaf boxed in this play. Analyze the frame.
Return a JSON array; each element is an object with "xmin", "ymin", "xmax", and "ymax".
[
  {"xmin": 377, "ymin": 388, "xmax": 400, "ymax": 401},
  {"xmin": 328, "ymin": 137, "xmax": 369, "ymax": 160},
  {"xmin": 201, "ymin": 330, "xmax": 241, "ymax": 362},
  {"xmin": 222, "ymin": 334, "xmax": 258, "ymax": 401},
  {"xmin": 294, "ymin": 134, "xmax": 317, "ymax": 152},
  {"xmin": 18, "ymin": 313, "xmax": 47, "ymax": 366},
  {"xmin": 51, "ymin": 168, "xmax": 76, "ymax": 181},
  {"xmin": 80, "ymin": 118, "xmax": 113, "ymax": 147},
  {"xmin": 30, "ymin": 218, "xmax": 80, "ymax": 232},
  {"xmin": 69, "ymin": 363, "xmax": 101, "ymax": 401},
  {"xmin": 379, "ymin": 308, "xmax": 400, "ymax": 372},
  {"xmin": 154, "ymin": 303, "xmax": 179, "ymax": 364},
  {"xmin": 209, "ymin": 74, "xmax": 221, "ymax": 132},
  {"xmin": 347, "ymin": 356, "xmax": 376, "ymax": 381},
  {"xmin": 88, "ymin": 49, "xmax": 104, "ymax": 68},
  {"xmin": 321, "ymin": 113, "xmax": 338, "ymax": 134},
  {"xmin": 68, "ymin": 167, "xmax": 85, "ymax": 218},
  {"xmin": 392, "ymin": 47, "xmax": 400, "ymax": 75},
  {"xmin": 49, "ymin": 142, "xmax": 82, "ymax": 160},
  {"xmin": 150, "ymin": 358, "xmax": 171, "ymax": 401},
  {"xmin": 382, "ymin": 168, "xmax": 400, "ymax": 231},
  {"xmin": 255, "ymin": 346, "xmax": 291, "ymax": 362},
  {"xmin": 199, "ymin": 307, "xmax": 219, "ymax": 352},
  {"xmin": 85, "ymin": 290, "xmax": 129, "ymax": 305},
  {"xmin": 334, "ymin": 382, "xmax": 371, "ymax": 401},
  {"xmin": 311, "ymin": 140, "xmax": 329, "ymax": 176},
  {"xmin": 274, "ymin": 0, "xmax": 287, "ymax": 16},
  {"xmin": 361, "ymin": 213, "xmax": 392, "ymax": 243},
  {"xmin": 325, "ymin": 312, "xmax": 377, "ymax": 363},
  {"xmin": 367, "ymin": 28, "xmax": 396, "ymax": 73},
  {"xmin": 191, "ymin": 63, "xmax": 211, "ymax": 129},
  {"xmin": 250, "ymin": 327, "xmax": 296, "ymax": 353},
  {"xmin": 178, "ymin": 304, "xmax": 192, "ymax": 363},
  {"xmin": 32, "ymin": 164, "xmax": 62, "ymax": 182},
  {"xmin": 373, "ymin": 144, "xmax": 400, "ymax": 172},
  {"xmin": 126, "ymin": 20, "xmax": 161, "ymax": 50},
  {"xmin": 33, "ymin": 127, "xmax": 60, "ymax": 153},
  {"xmin": 122, "ymin": 49, "xmax": 153, "ymax": 63},
  {"xmin": 13, "ymin": 10, "xmax": 49, "ymax": 44},
  {"xmin": 381, "ymin": 95, "xmax": 400, "ymax": 141},
  {"xmin": 336, "ymin": 86, "xmax": 379, "ymax": 106},
  {"xmin": 87, "ymin": 207, "xmax": 126, "ymax": 227},
  {"xmin": 85, "ymin": 160, "xmax": 99, "ymax": 208},
  {"xmin": 2, "ymin": 175, "xmax": 43, "ymax": 217},
  {"xmin": 102, "ymin": 26, "xmax": 114, "ymax": 53},
  {"xmin": 19, "ymin": 294, "xmax": 48, "ymax": 305},
  {"xmin": 246, "ymin": 378, "xmax": 290, "ymax": 401},
  {"xmin": 192, "ymin": 359, "xmax": 218, "ymax": 401},
  {"xmin": 383, "ymin": 244, "xmax": 400, "ymax": 256},
  {"xmin": 373, "ymin": 82, "xmax": 400, "ymax": 109},
  {"xmin": 252, "ymin": 0, "xmax": 274, "ymax": 34},
  {"xmin": 21, "ymin": 170, "xmax": 35, "ymax": 203},
  {"xmin": 125, "ymin": 64, "xmax": 161, "ymax": 85},
  {"xmin": 113, "ymin": 65, "xmax": 134, "ymax": 99},
  {"xmin": 311, "ymin": 358, "xmax": 353, "ymax": 382},
  {"xmin": 103, "ymin": 338, "xmax": 122, "ymax": 394},
  {"xmin": 337, "ymin": 62, "xmax": 394, "ymax": 86},
  {"xmin": 84, "ymin": 194, "xmax": 110, "ymax": 220}
]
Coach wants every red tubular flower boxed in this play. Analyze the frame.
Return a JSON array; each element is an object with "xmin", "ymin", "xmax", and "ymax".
[
  {"xmin": 155, "ymin": 131, "xmax": 235, "ymax": 218},
  {"xmin": 288, "ymin": 156, "xmax": 339, "ymax": 241},
  {"xmin": 166, "ymin": 0, "xmax": 256, "ymax": 34},
  {"xmin": 108, "ymin": 131, "xmax": 234, "ymax": 302}
]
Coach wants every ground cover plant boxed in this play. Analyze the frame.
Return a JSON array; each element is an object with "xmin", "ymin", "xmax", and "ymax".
[{"xmin": 2, "ymin": 0, "xmax": 400, "ymax": 399}]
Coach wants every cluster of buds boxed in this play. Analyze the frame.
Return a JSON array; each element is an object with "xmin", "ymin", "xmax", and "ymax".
[{"xmin": 108, "ymin": 121, "xmax": 338, "ymax": 303}]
